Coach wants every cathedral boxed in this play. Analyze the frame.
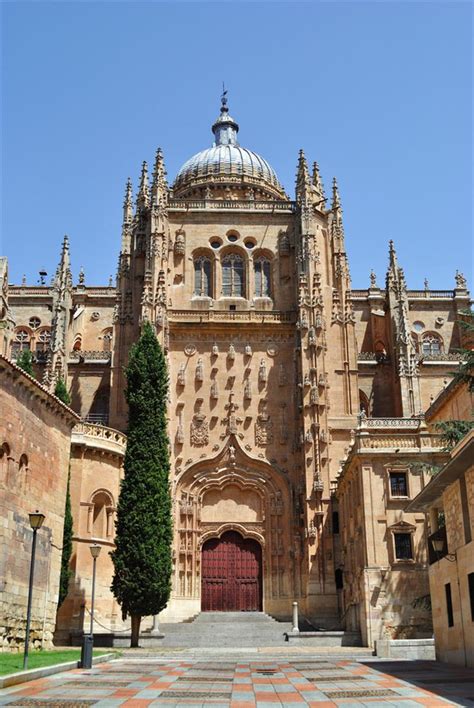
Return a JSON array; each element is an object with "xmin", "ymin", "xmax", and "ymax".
[{"xmin": 1, "ymin": 95, "xmax": 471, "ymax": 646}]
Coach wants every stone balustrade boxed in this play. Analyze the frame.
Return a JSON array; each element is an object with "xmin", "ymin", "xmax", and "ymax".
[
  {"xmin": 72, "ymin": 422, "xmax": 127, "ymax": 456},
  {"xmin": 352, "ymin": 416, "xmax": 443, "ymax": 452},
  {"xmin": 168, "ymin": 198, "xmax": 296, "ymax": 212},
  {"xmin": 68, "ymin": 350, "xmax": 112, "ymax": 363},
  {"xmin": 168, "ymin": 309, "xmax": 295, "ymax": 324}
]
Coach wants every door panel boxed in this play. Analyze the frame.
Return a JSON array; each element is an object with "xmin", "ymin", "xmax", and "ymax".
[{"xmin": 202, "ymin": 531, "xmax": 262, "ymax": 611}]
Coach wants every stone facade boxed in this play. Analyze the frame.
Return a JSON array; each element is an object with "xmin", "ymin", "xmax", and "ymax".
[
  {"xmin": 0, "ymin": 354, "xmax": 79, "ymax": 650},
  {"xmin": 407, "ymin": 383, "xmax": 474, "ymax": 667},
  {"xmin": 55, "ymin": 423, "xmax": 126, "ymax": 643},
  {"xmin": 0, "ymin": 97, "xmax": 471, "ymax": 641},
  {"xmin": 334, "ymin": 417, "xmax": 447, "ymax": 646}
]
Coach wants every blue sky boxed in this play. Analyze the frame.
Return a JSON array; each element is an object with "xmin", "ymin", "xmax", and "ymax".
[{"xmin": 2, "ymin": 1, "xmax": 472, "ymax": 289}]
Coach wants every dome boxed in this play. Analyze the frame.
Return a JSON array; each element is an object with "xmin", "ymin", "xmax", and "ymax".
[{"xmin": 172, "ymin": 96, "xmax": 287, "ymax": 200}]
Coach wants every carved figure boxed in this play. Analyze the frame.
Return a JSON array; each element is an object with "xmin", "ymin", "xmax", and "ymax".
[
  {"xmin": 212, "ymin": 343, "xmax": 219, "ymax": 355},
  {"xmin": 279, "ymin": 231, "xmax": 290, "ymax": 256},
  {"xmin": 177, "ymin": 363, "xmax": 186, "ymax": 386},
  {"xmin": 195, "ymin": 358, "xmax": 204, "ymax": 382},
  {"xmin": 258, "ymin": 358, "xmax": 267, "ymax": 383},
  {"xmin": 255, "ymin": 413, "xmax": 273, "ymax": 446},
  {"xmin": 245, "ymin": 344, "xmax": 252, "ymax": 356},
  {"xmin": 210, "ymin": 381, "xmax": 218, "ymax": 399},
  {"xmin": 244, "ymin": 379, "xmax": 252, "ymax": 400},
  {"xmin": 455, "ymin": 270, "xmax": 467, "ymax": 289},
  {"xmin": 174, "ymin": 231, "xmax": 185, "ymax": 255},
  {"xmin": 228, "ymin": 344, "xmax": 236, "ymax": 360}
]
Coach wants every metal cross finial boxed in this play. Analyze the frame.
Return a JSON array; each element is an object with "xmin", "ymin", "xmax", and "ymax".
[{"xmin": 221, "ymin": 82, "xmax": 228, "ymax": 108}]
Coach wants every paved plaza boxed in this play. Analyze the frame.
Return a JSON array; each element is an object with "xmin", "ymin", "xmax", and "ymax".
[{"xmin": 1, "ymin": 654, "xmax": 474, "ymax": 707}]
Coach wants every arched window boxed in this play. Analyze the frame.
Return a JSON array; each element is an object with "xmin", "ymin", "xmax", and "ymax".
[
  {"xmin": 35, "ymin": 329, "xmax": 51, "ymax": 353},
  {"xmin": 359, "ymin": 390, "xmax": 370, "ymax": 416},
  {"xmin": 1, "ymin": 443, "xmax": 11, "ymax": 477},
  {"xmin": 194, "ymin": 257, "xmax": 212, "ymax": 297},
  {"xmin": 222, "ymin": 254, "xmax": 244, "ymax": 297},
  {"xmin": 91, "ymin": 491, "xmax": 114, "ymax": 539},
  {"xmin": 254, "ymin": 258, "xmax": 271, "ymax": 298},
  {"xmin": 102, "ymin": 328, "xmax": 113, "ymax": 352},
  {"xmin": 73, "ymin": 336, "xmax": 82, "ymax": 352},
  {"xmin": 11, "ymin": 329, "xmax": 30, "ymax": 358},
  {"xmin": 422, "ymin": 333, "xmax": 442, "ymax": 355},
  {"xmin": 19, "ymin": 453, "xmax": 28, "ymax": 472}
]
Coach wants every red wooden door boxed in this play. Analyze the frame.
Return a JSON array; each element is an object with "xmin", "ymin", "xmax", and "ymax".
[{"xmin": 201, "ymin": 531, "xmax": 262, "ymax": 611}]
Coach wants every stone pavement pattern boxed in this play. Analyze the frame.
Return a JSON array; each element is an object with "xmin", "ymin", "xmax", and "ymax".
[{"xmin": 1, "ymin": 656, "xmax": 474, "ymax": 707}]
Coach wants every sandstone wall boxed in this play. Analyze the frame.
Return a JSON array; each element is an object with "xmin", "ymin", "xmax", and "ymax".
[{"xmin": 0, "ymin": 356, "xmax": 78, "ymax": 650}]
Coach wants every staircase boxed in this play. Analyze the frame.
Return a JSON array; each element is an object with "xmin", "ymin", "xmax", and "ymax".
[{"xmin": 158, "ymin": 612, "xmax": 293, "ymax": 648}]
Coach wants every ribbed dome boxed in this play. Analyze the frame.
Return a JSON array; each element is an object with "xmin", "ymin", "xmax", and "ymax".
[{"xmin": 172, "ymin": 96, "xmax": 287, "ymax": 200}]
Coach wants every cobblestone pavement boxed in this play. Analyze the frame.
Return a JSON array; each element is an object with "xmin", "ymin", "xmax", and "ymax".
[{"xmin": 1, "ymin": 656, "xmax": 474, "ymax": 707}]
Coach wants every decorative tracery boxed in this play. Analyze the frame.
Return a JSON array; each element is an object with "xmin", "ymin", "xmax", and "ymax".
[
  {"xmin": 222, "ymin": 254, "xmax": 244, "ymax": 297},
  {"xmin": 421, "ymin": 333, "xmax": 443, "ymax": 355},
  {"xmin": 254, "ymin": 257, "xmax": 271, "ymax": 297},
  {"xmin": 194, "ymin": 257, "xmax": 212, "ymax": 297},
  {"xmin": 11, "ymin": 329, "xmax": 31, "ymax": 358}
]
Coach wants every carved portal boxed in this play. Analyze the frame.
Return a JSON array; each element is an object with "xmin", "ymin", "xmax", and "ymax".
[{"xmin": 173, "ymin": 443, "xmax": 291, "ymax": 604}]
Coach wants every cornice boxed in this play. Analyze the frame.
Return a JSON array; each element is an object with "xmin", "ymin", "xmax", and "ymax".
[{"xmin": 0, "ymin": 353, "xmax": 80, "ymax": 426}]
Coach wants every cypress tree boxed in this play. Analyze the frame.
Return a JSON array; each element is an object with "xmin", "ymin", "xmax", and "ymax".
[
  {"xmin": 54, "ymin": 377, "xmax": 71, "ymax": 405},
  {"xmin": 58, "ymin": 470, "xmax": 73, "ymax": 607},
  {"xmin": 16, "ymin": 349, "xmax": 34, "ymax": 377},
  {"xmin": 111, "ymin": 321, "xmax": 172, "ymax": 647}
]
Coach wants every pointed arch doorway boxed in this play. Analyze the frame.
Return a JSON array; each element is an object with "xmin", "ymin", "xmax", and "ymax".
[{"xmin": 201, "ymin": 530, "xmax": 262, "ymax": 611}]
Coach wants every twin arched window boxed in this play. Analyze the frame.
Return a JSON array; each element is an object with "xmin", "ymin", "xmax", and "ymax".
[
  {"xmin": 421, "ymin": 334, "xmax": 442, "ymax": 355},
  {"xmin": 193, "ymin": 254, "xmax": 271, "ymax": 299}
]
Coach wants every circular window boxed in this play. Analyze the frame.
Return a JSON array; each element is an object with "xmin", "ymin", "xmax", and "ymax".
[
  {"xmin": 227, "ymin": 234, "xmax": 239, "ymax": 243},
  {"xmin": 244, "ymin": 240, "xmax": 256, "ymax": 249},
  {"xmin": 29, "ymin": 317, "xmax": 41, "ymax": 329},
  {"xmin": 210, "ymin": 240, "xmax": 222, "ymax": 249},
  {"xmin": 412, "ymin": 321, "xmax": 425, "ymax": 332}
]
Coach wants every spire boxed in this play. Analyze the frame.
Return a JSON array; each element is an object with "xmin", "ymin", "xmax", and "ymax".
[
  {"xmin": 136, "ymin": 161, "xmax": 150, "ymax": 208},
  {"xmin": 53, "ymin": 235, "xmax": 73, "ymax": 291},
  {"xmin": 212, "ymin": 87, "xmax": 239, "ymax": 147},
  {"xmin": 121, "ymin": 178, "xmax": 133, "ymax": 254},
  {"xmin": 123, "ymin": 177, "xmax": 133, "ymax": 223},
  {"xmin": 151, "ymin": 147, "xmax": 168, "ymax": 203},
  {"xmin": 44, "ymin": 236, "xmax": 73, "ymax": 389},
  {"xmin": 388, "ymin": 239, "xmax": 399, "ymax": 272},
  {"xmin": 386, "ymin": 240, "xmax": 406, "ymax": 292},
  {"xmin": 331, "ymin": 177, "xmax": 342, "ymax": 211},
  {"xmin": 312, "ymin": 161, "xmax": 326, "ymax": 207},
  {"xmin": 296, "ymin": 149, "xmax": 312, "ymax": 203}
]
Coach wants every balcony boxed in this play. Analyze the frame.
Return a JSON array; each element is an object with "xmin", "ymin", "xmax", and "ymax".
[{"xmin": 72, "ymin": 421, "xmax": 127, "ymax": 457}]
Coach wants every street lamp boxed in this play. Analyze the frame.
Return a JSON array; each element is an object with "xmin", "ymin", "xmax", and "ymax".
[
  {"xmin": 432, "ymin": 537, "xmax": 456, "ymax": 562},
  {"xmin": 23, "ymin": 511, "xmax": 45, "ymax": 671},
  {"xmin": 81, "ymin": 543, "xmax": 101, "ymax": 669}
]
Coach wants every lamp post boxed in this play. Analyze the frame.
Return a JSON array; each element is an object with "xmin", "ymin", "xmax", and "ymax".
[
  {"xmin": 81, "ymin": 543, "xmax": 101, "ymax": 669},
  {"xmin": 23, "ymin": 511, "xmax": 45, "ymax": 671}
]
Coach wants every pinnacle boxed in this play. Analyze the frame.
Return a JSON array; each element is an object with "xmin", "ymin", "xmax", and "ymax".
[{"xmin": 331, "ymin": 177, "xmax": 341, "ymax": 210}]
